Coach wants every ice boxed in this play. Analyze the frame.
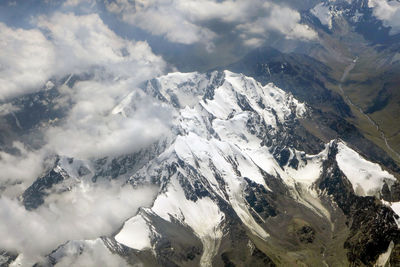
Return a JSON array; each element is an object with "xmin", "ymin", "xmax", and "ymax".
[
  {"xmin": 155, "ymin": 72, "xmax": 208, "ymax": 108},
  {"xmin": 311, "ymin": 3, "xmax": 333, "ymax": 29},
  {"xmin": 173, "ymin": 133, "xmax": 270, "ymax": 240},
  {"xmin": 115, "ymin": 214, "xmax": 152, "ymax": 251},
  {"xmin": 336, "ymin": 142, "xmax": 396, "ymax": 196},
  {"xmin": 151, "ymin": 176, "xmax": 224, "ymax": 267},
  {"xmin": 391, "ymin": 202, "xmax": 400, "ymax": 218},
  {"xmin": 285, "ymin": 146, "xmax": 329, "ymax": 186},
  {"xmin": 9, "ymin": 254, "xmax": 23, "ymax": 267}
]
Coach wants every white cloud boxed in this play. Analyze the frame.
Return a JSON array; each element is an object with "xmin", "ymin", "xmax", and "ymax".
[
  {"xmin": 242, "ymin": 37, "xmax": 265, "ymax": 48},
  {"xmin": 369, "ymin": 0, "xmax": 400, "ymax": 35},
  {"xmin": 0, "ymin": 182, "xmax": 157, "ymax": 264},
  {"xmin": 237, "ymin": 3, "xmax": 317, "ymax": 43},
  {"xmin": 0, "ymin": 103, "xmax": 20, "ymax": 116},
  {"xmin": 121, "ymin": 5, "xmax": 216, "ymax": 46},
  {"xmin": 45, "ymin": 82, "xmax": 173, "ymax": 158},
  {"xmin": 311, "ymin": 2, "xmax": 333, "ymax": 29},
  {"xmin": 0, "ymin": 23, "xmax": 55, "ymax": 100},
  {"xmin": 0, "ymin": 13, "xmax": 168, "ymax": 264},
  {"xmin": 33, "ymin": 13, "xmax": 171, "ymax": 158},
  {"xmin": 1, "ymin": 12, "xmax": 171, "ymax": 159},
  {"xmin": 63, "ymin": 0, "xmax": 94, "ymax": 7},
  {"xmin": 0, "ymin": 142, "xmax": 46, "ymax": 197},
  {"xmin": 0, "ymin": 12, "xmax": 166, "ymax": 100},
  {"xmin": 53, "ymin": 239, "xmax": 130, "ymax": 267},
  {"xmin": 105, "ymin": 0, "xmax": 317, "ymax": 48},
  {"xmin": 36, "ymin": 12, "xmax": 166, "ymax": 79}
]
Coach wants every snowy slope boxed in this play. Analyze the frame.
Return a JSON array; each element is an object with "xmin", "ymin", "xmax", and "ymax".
[
  {"xmin": 311, "ymin": 3, "xmax": 334, "ymax": 29},
  {"xmin": 336, "ymin": 141, "xmax": 396, "ymax": 196},
  {"xmin": 115, "ymin": 213, "xmax": 152, "ymax": 251}
]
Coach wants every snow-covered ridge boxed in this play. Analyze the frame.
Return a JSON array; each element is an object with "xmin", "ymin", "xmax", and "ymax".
[
  {"xmin": 143, "ymin": 70, "xmax": 307, "ymax": 125},
  {"xmin": 310, "ymin": 0, "xmax": 370, "ymax": 30},
  {"xmin": 111, "ymin": 70, "xmax": 332, "ymax": 265},
  {"xmin": 108, "ymin": 70, "xmax": 312, "ymax": 265},
  {"xmin": 336, "ymin": 141, "xmax": 397, "ymax": 197}
]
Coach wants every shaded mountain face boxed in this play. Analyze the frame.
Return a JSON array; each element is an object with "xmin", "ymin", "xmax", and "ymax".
[
  {"xmin": 5, "ymin": 70, "xmax": 400, "ymax": 266},
  {"xmin": 226, "ymin": 47, "xmax": 350, "ymax": 117}
]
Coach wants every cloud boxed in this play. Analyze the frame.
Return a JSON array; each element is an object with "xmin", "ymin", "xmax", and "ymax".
[
  {"xmin": 1, "ymin": 11, "xmax": 171, "ymax": 159},
  {"xmin": 236, "ymin": 3, "xmax": 317, "ymax": 43},
  {"xmin": 0, "ymin": 23, "xmax": 55, "ymax": 100},
  {"xmin": 105, "ymin": 0, "xmax": 317, "ymax": 48},
  {"xmin": 0, "ymin": 12, "xmax": 167, "ymax": 100},
  {"xmin": 35, "ymin": 12, "xmax": 166, "ymax": 79},
  {"xmin": 0, "ymin": 13, "xmax": 168, "ymax": 265},
  {"xmin": 52, "ymin": 239, "xmax": 130, "ymax": 267},
  {"xmin": 105, "ymin": 0, "xmax": 210, "ymax": 45},
  {"xmin": 0, "ymin": 182, "xmax": 157, "ymax": 265},
  {"xmin": 0, "ymin": 103, "xmax": 20, "ymax": 116},
  {"xmin": 33, "ymin": 12, "xmax": 172, "ymax": 158},
  {"xmin": 0, "ymin": 142, "xmax": 46, "ymax": 197},
  {"xmin": 45, "ymin": 83, "xmax": 174, "ymax": 158},
  {"xmin": 369, "ymin": 0, "xmax": 400, "ymax": 35},
  {"xmin": 62, "ymin": 0, "xmax": 94, "ymax": 7}
]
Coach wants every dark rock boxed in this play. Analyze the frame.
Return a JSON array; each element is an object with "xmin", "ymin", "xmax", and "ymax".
[
  {"xmin": 297, "ymin": 225, "xmax": 315, "ymax": 244},
  {"xmin": 318, "ymin": 141, "xmax": 400, "ymax": 266},
  {"xmin": 23, "ymin": 168, "xmax": 66, "ymax": 210}
]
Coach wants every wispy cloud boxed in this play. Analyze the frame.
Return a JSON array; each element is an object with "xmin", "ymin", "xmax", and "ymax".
[
  {"xmin": 0, "ymin": 23, "xmax": 55, "ymax": 100},
  {"xmin": 105, "ymin": 0, "xmax": 317, "ymax": 49},
  {"xmin": 0, "ymin": 142, "xmax": 46, "ymax": 197},
  {"xmin": 52, "ymin": 239, "xmax": 130, "ymax": 267}
]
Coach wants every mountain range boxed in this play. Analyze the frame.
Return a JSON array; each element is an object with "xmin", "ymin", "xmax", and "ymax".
[{"xmin": 1, "ymin": 0, "xmax": 400, "ymax": 266}]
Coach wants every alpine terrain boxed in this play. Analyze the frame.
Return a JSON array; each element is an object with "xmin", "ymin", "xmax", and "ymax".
[
  {"xmin": 1, "ymin": 0, "xmax": 400, "ymax": 266},
  {"xmin": 1, "ymin": 69, "xmax": 399, "ymax": 266}
]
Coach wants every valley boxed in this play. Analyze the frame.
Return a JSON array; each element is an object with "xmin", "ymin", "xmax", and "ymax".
[{"xmin": 338, "ymin": 58, "xmax": 400, "ymax": 163}]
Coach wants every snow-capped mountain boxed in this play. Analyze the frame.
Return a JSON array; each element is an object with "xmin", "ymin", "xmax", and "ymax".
[
  {"xmin": 307, "ymin": 0, "xmax": 400, "ymax": 44},
  {"xmin": 10, "ymin": 70, "xmax": 400, "ymax": 266}
]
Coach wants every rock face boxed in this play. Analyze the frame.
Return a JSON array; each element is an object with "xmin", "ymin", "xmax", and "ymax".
[
  {"xmin": 22, "ymin": 167, "xmax": 66, "ymax": 210},
  {"xmin": 317, "ymin": 141, "xmax": 400, "ymax": 265},
  {"xmin": 8, "ymin": 70, "xmax": 400, "ymax": 266}
]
